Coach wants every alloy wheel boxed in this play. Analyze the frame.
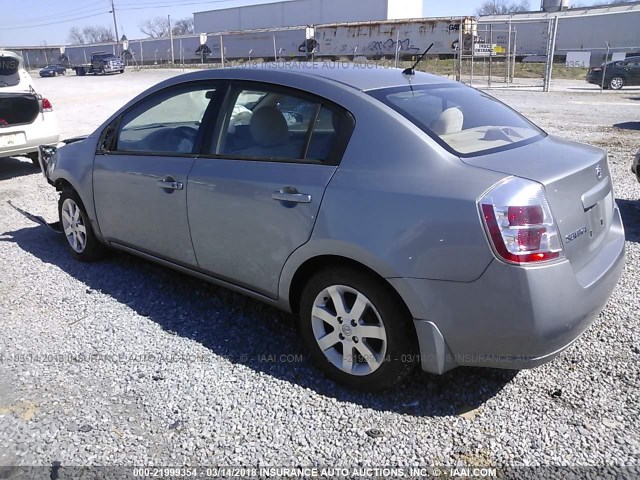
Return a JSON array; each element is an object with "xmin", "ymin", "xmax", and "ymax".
[
  {"xmin": 311, "ymin": 285, "xmax": 387, "ymax": 376},
  {"xmin": 61, "ymin": 198, "xmax": 87, "ymax": 253},
  {"xmin": 610, "ymin": 77, "xmax": 624, "ymax": 90}
]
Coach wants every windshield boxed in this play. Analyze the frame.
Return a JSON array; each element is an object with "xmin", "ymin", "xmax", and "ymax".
[{"xmin": 368, "ymin": 84, "xmax": 545, "ymax": 156}]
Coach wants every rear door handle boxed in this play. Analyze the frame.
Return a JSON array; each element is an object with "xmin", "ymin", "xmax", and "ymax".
[
  {"xmin": 272, "ymin": 190, "xmax": 312, "ymax": 203},
  {"xmin": 157, "ymin": 179, "xmax": 183, "ymax": 190}
]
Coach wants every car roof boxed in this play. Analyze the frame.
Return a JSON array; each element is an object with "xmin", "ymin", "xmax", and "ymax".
[{"xmin": 228, "ymin": 62, "xmax": 455, "ymax": 92}]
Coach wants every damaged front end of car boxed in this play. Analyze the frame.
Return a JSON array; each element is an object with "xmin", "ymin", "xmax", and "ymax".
[{"xmin": 37, "ymin": 135, "xmax": 88, "ymax": 182}]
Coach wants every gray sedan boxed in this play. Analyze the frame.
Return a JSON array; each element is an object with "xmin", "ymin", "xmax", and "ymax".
[{"xmin": 39, "ymin": 64, "xmax": 625, "ymax": 391}]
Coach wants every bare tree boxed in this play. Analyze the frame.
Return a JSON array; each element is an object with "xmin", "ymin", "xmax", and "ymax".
[
  {"xmin": 139, "ymin": 16, "xmax": 195, "ymax": 38},
  {"xmin": 70, "ymin": 26, "xmax": 114, "ymax": 44},
  {"xmin": 172, "ymin": 17, "xmax": 194, "ymax": 36},
  {"xmin": 67, "ymin": 27, "xmax": 85, "ymax": 45},
  {"xmin": 476, "ymin": 0, "xmax": 530, "ymax": 15},
  {"xmin": 67, "ymin": 25, "xmax": 114, "ymax": 44},
  {"xmin": 139, "ymin": 16, "xmax": 170, "ymax": 38}
]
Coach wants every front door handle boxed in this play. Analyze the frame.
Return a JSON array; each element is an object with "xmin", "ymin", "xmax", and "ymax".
[
  {"xmin": 272, "ymin": 189, "xmax": 312, "ymax": 203},
  {"xmin": 157, "ymin": 179, "xmax": 183, "ymax": 190}
]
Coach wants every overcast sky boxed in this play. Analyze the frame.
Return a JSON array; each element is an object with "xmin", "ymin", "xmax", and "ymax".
[{"xmin": 0, "ymin": 0, "xmax": 605, "ymax": 47}]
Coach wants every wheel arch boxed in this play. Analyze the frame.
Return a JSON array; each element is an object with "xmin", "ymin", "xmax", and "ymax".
[
  {"xmin": 285, "ymin": 254, "xmax": 414, "ymax": 328},
  {"xmin": 53, "ymin": 177, "xmax": 75, "ymax": 192},
  {"xmin": 50, "ymin": 167, "xmax": 105, "ymax": 244}
]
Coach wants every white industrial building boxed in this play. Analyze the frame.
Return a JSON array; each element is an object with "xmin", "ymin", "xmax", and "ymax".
[{"xmin": 194, "ymin": 0, "xmax": 424, "ymax": 33}]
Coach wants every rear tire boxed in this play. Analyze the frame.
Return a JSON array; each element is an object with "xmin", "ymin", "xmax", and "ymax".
[
  {"xmin": 298, "ymin": 267, "xmax": 418, "ymax": 391},
  {"xmin": 609, "ymin": 76, "xmax": 624, "ymax": 90},
  {"xmin": 58, "ymin": 190, "xmax": 107, "ymax": 262}
]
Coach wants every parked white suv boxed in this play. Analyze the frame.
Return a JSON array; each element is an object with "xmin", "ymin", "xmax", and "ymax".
[{"xmin": 0, "ymin": 50, "xmax": 59, "ymax": 164}]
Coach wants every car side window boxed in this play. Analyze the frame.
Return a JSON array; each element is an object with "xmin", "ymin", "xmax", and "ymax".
[
  {"xmin": 215, "ymin": 86, "xmax": 346, "ymax": 163},
  {"xmin": 116, "ymin": 85, "xmax": 215, "ymax": 155},
  {"xmin": 306, "ymin": 105, "xmax": 343, "ymax": 162}
]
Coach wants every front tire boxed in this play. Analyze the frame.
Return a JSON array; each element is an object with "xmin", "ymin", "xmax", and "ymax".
[
  {"xmin": 58, "ymin": 190, "xmax": 106, "ymax": 261},
  {"xmin": 299, "ymin": 267, "xmax": 418, "ymax": 391},
  {"xmin": 609, "ymin": 76, "xmax": 624, "ymax": 90}
]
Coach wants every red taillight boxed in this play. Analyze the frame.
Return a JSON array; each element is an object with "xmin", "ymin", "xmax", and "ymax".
[
  {"xmin": 479, "ymin": 178, "xmax": 563, "ymax": 265},
  {"xmin": 42, "ymin": 98, "xmax": 53, "ymax": 112},
  {"xmin": 508, "ymin": 205, "xmax": 544, "ymax": 226}
]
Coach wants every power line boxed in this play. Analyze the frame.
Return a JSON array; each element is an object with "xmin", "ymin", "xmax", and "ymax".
[
  {"xmin": 117, "ymin": 0, "xmax": 254, "ymax": 10},
  {"xmin": 117, "ymin": 0, "xmax": 235, "ymax": 7},
  {"xmin": 0, "ymin": 0, "xmax": 108, "ymax": 27},
  {"xmin": 0, "ymin": 12, "xmax": 109, "ymax": 31}
]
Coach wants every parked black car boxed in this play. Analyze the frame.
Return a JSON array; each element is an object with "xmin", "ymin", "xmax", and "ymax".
[
  {"xmin": 586, "ymin": 56, "xmax": 640, "ymax": 90},
  {"xmin": 39, "ymin": 65, "xmax": 66, "ymax": 77},
  {"xmin": 633, "ymin": 148, "xmax": 640, "ymax": 183}
]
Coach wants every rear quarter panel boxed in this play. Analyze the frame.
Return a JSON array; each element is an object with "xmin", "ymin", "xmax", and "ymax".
[{"xmin": 278, "ymin": 85, "xmax": 509, "ymax": 299}]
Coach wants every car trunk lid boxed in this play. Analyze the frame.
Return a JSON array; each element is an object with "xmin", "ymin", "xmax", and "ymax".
[
  {"xmin": 0, "ymin": 92, "xmax": 41, "ymax": 128},
  {"xmin": 462, "ymin": 136, "xmax": 614, "ymax": 273}
]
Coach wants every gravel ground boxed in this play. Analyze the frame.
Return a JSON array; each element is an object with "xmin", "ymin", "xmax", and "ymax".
[{"xmin": 0, "ymin": 70, "xmax": 639, "ymax": 472}]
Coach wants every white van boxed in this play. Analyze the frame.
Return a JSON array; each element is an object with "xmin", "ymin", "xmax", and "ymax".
[{"xmin": 0, "ymin": 50, "xmax": 59, "ymax": 164}]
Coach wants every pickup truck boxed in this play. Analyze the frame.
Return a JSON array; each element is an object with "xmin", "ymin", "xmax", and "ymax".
[{"xmin": 73, "ymin": 52, "xmax": 124, "ymax": 76}]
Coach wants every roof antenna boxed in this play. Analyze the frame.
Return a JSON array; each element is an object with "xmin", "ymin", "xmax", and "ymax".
[{"xmin": 402, "ymin": 43, "xmax": 434, "ymax": 76}]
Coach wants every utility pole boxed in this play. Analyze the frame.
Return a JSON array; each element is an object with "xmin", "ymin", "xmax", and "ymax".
[
  {"xmin": 168, "ymin": 15, "xmax": 175, "ymax": 64},
  {"xmin": 110, "ymin": 0, "xmax": 120, "ymax": 54}
]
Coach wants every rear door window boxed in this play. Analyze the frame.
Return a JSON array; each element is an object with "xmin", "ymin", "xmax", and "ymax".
[{"xmin": 214, "ymin": 85, "xmax": 351, "ymax": 164}]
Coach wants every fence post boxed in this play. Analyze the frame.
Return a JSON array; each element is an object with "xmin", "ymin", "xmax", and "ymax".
[
  {"xmin": 470, "ymin": 26, "xmax": 475, "ymax": 85},
  {"xmin": 273, "ymin": 36, "xmax": 277, "ymax": 61},
  {"xmin": 394, "ymin": 29, "xmax": 400, "ymax": 68},
  {"xmin": 456, "ymin": 20, "xmax": 463, "ymax": 82},
  {"xmin": 547, "ymin": 16, "xmax": 559, "ymax": 92},
  {"xmin": 543, "ymin": 17, "xmax": 558, "ymax": 92},
  {"xmin": 505, "ymin": 18, "xmax": 512, "ymax": 84},
  {"xmin": 488, "ymin": 24, "xmax": 493, "ymax": 87},
  {"xmin": 220, "ymin": 35, "xmax": 225, "ymax": 68},
  {"xmin": 511, "ymin": 30, "xmax": 517, "ymax": 82},
  {"xmin": 600, "ymin": 42, "xmax": 610, "ymax": 92}
]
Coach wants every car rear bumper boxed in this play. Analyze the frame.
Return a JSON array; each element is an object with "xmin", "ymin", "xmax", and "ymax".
[
  {"xmin": 390, "ymin": 204, "xmax": 625, "ymax": 374},
  {"xmin": 585, "ymin": 73, "xmax": 603, "ymax": 85},
  {"xmin": 0, "ymin": 115, "xmax": 59, "ymax": 158},
  {"xmin": 632, "ymin": 149, "xmax": 640, "ymax": 182}
]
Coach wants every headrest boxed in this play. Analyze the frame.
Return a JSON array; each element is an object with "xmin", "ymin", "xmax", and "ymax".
[
  {"xmin": 250, "ymin": 106, "xmax": 289, "ymax": 147},
  {"xmin": 431, "ymin": 107, "xmax": 464, "ymax": 135}
]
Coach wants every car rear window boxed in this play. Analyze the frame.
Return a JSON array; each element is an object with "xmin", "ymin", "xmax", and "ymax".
[{"xmin": 368, "ymin": 84, "xmax": 545, "ymax": 156}]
